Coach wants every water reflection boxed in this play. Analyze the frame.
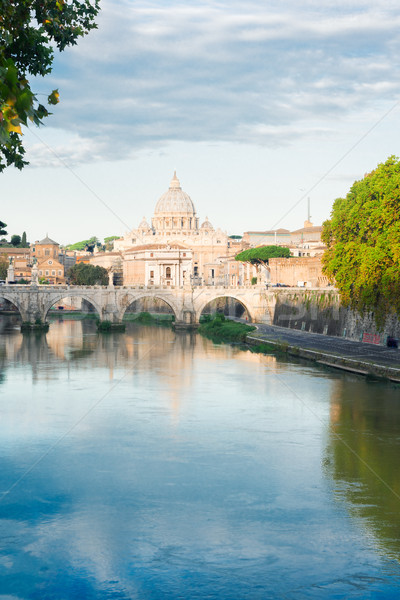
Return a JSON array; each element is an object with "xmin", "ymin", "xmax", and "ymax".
[
  {"xmin": 1, "ymin": 315, "xmax": 272, "ymax": 381},
  {"xmin": 1, "ymin": 315, "xmax": 400, "ymax": 598},
  {"xmin": 325, "ymin": 377, "xmax": 400, "ymax": 560}
]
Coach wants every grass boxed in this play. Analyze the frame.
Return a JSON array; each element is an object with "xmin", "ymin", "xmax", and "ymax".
[
  {"xmin": 47, "ymin": 312, "xmax": 98, "ymax": 320},
  {"xmin": 249, "ymin": 342, "xmax": 280, "ymax": 354},
  {"xmin": 198, "ymin": 313, "xmax": 256, "ymax": 343},
  {"xmin": 96, "ymin": 320, "xmax": 126, "ymax": 332},
  {"xmin": 124, "ymin": 311, "xmax": 174, "ymax": 326},
  {"xmin": 248, "ymin": 340, "xmax": 295, "ymax": 355},
  {"xmin": 21, "ymin": 321, "xmax": 49, "ymax": 332}
]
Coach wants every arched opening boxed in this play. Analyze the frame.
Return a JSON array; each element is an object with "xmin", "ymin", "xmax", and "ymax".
[
  {"xmin": 122, "ymin": 296, "xmax": 176, "ymax": 324},
  {"xmin": 0, "ymin": 295, "xmax": 23, "ymax": 331},
  {"xmin": 199, "ymin": 296, "xmax": 251, "ymax": 322},
  {"xmin": 45, "ymin": 295, "xmax": 101, "ymax": 330}
]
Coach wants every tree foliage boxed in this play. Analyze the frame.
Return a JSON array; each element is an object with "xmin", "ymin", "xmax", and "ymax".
[
  {"xmin": 322, "ymin": 156, "xmax": 400, "ymax": 325},
  {"xmin": 68, "ymin": 263, "xmax": 108, "ymax": 286},
  {"xmin": 66, "ymin": 236, "xmax": 98, "ymax": 251},
  {"xmin": 0, "ymin": 254, "xmax": 7, "ymax": 279},
  {"xmin": 235, "ymin": 245, "xmax": 291, "ymax": 266},
  {"xmin": 0, "ymin": 221, "xmax": 7, "ymax": 236},
  {"xmin": 104, "ymin": 235, "xmax": 119, "ymax": 251},
  {"xmin": 0, "ymin": 0, "xmax": 100, "ymax": 172},
  {"xmin": 10, "ymin": 234, "xmax": 21, "ymax": 246}
]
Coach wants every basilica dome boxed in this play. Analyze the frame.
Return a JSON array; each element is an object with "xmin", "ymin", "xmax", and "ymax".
[
  {"xmin": 201, "ymin": 217, "xmax": 213, "ymax": 230},
  {"xmin": 138, "ymin": 217, "xmax": 151, "ymax": 231},
  {"xmin": 154, "ymin": 172, "xmax": 196, "ymax": 216}
]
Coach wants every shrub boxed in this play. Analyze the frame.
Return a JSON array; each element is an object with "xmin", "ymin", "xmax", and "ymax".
[{"xmin": 198, "ymin": 315, "xmax": 256, "ymax": 343}]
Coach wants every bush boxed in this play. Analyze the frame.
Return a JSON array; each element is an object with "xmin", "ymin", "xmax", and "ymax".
[
  {"xmin": 198, "ymin": 314, "xmax": 256, "ymax": 343},
  {"xmin": 96, "ymin": 320, "xmax": 126, "ymax": 332}
]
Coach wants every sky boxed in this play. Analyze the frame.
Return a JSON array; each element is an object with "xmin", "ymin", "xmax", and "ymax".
[{"xmin": 3, "ymin": 0, "xmax": 400, "ymax": 245}]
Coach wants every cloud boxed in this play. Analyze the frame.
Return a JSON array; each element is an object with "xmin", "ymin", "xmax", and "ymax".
[
  {"xmin": 26, "ymin": 0, "xmax": 400, "ymax": 167},
  {"xmin": 26, "ymin": 132, "xmax": 107, "ymax": 168}
]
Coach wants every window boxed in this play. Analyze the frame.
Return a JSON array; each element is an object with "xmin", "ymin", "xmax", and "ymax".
[
  {"xmin": 58, "ymin": 270, "xmax": 62, "ymax": 276},
  {"xmin": 39, "ymin": 270, "xmax": 42, "ymax": 276},
  {"xmin": 150, "ymin": 270, "xmax": 154, "ymax": 278},
  {"xmin": 166, "ymin": 267, "xmax": 171, "ymax": 279},
  {"xmin": 45, "ymin": 249, "xmax": 50, "ymax": 256},
  {"xmin": 52, "ymin": 270, "xmax": 55, "ymax": 276},
  {"xmin": 183, "ymin": 253, "xmax": 186, "ymax": 257},
  {"xmin": 45, "ymin": 270, "xmax": 49, "ymax": 276},
  {"xmin": 194, "ymin": 266, "xmax": 198, "ymax": 276},
  {"xmin": 150, "ymin": 253, "xmax": 153, "ymax": 257},
  {"xmin": 132, "ymin": 238, "xmax": 136, "ymax": 243}
]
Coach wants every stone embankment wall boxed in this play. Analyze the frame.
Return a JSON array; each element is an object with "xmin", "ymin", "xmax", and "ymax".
[{"xmin": 273, "ymin": 289, "xmax": 400, "ymax": 344}]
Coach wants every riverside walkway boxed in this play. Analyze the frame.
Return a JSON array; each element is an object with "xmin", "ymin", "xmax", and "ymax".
[{"xmin": 246, "ymin": 323, "xmax": 400, "ymax": 381}]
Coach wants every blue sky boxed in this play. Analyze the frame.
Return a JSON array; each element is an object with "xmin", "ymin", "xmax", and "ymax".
[{"xmin": 3, "ymin": 0, "xmax": 400, "ymax": 245}]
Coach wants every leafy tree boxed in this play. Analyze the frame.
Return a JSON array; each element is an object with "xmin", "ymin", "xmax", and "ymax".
[
  {"xmin": 21, "ymin": 231, "xmax": 28, "ymax": 247},
  {"xmin": 66, "ymin": 236, "xmax": 98, "ymax": 251},
  {"xmin": 0, "ymin": 0, "xmax": 100, "ymax": 172},
  {"xmin": 0, "ymin": 221, "xmax": 7, "ymax": 236},
  {"xmin": 322, "ymin": 156, "xmax": 400, "ymax": 326},
  {"xmin": 235, "ymin": 245, "xmax": 291, "ymax": 267},
  {"xmin": 0, "ymin": 255, "xmax": 7, "ymax": 279},
  {"xmin": 10, "ymin": 234, "xmax": 21, "ymax": 247},
  {"xmin": 104, "ymin": 235, "xmax": 119, "ymax": 251},
  {"xmin": 68, "ymin": 263, "xmax": 108, "ymax": 286}
]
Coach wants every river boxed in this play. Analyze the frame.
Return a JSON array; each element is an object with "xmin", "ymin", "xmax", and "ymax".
[{"xmin": 0, "ymin": 314, "xmax": 400, "ymax": 599}]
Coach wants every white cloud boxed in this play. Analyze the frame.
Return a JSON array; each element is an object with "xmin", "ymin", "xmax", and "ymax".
[{"xmin": 26, "ymin": 0, "xmax": 400, "ymax": 167}]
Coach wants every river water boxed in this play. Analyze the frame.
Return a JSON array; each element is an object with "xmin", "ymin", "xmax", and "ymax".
[{"xmin": 1, "ymin": 314, "xmax": 400, "ymax": 599}]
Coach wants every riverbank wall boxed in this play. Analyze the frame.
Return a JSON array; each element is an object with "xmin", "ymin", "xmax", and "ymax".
[
  {"xmin": 272, "ymin": 289, "xmax": 400, "ymax": 345},
  {"xmin": 246, "ymin": 332, "xmax": 400, "ymax": 382}
]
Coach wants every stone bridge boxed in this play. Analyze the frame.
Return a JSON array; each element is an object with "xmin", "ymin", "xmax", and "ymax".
[{"xmin": 0, "ymin": 284, "xmax": 277, "ymax": 327}]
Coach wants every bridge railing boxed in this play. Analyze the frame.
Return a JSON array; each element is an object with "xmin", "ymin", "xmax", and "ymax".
[{"xmin": 0, "ymin": 283, "xmax": 337, "ymax": 292}]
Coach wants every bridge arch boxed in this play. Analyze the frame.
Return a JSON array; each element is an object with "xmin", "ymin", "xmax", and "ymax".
[
  {"xmin": 43, "ymin": 292, "xmax": 103, "ymax": 321},
  {"xmin": 195, "ymin": 294, "xmax": 255, "ymax": 323},
  {"xmin": 0, "ymin": 291, "xmax": 26, "ymax": 321},
  {"xmin": 119, "ymin": 292, "xmax": 180, "ymax": 322}
]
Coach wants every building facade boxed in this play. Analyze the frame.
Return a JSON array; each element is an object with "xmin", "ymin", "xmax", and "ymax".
[
  {"xmin": 31, "ymin": 236, "xmax": 65, "ymax": 284},
  {"xmin": 93, "ymin": 172, "xmax": 244, "ymax": 286}
]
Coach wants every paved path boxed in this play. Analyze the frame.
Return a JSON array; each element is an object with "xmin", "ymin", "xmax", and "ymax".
[{"xmin": 247, "ymin": 323, "xmax": 400, "ymax": 369}]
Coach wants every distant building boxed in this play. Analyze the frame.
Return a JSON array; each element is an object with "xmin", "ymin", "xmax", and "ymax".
[
  {"xmin": 0, "ymin": 247, "xmax": 31, "ymax": 281},
  {"xmin": 242, "ymin": 222, "xmax": 323, "ymax": 247},
  {"xmin": 94, "ymin": 172, "xmax": 245, "ymax": 286},
  {"xmin": 31, "ymin": 236, "xmax": 65, "ymax": 284},
  {"xmin": 269, "ymin": 257, "xmax": 328, "ymax": 288},
  {"xmin": 241, "ymin": 220, "xmax": 326, "ymax": 288}
]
